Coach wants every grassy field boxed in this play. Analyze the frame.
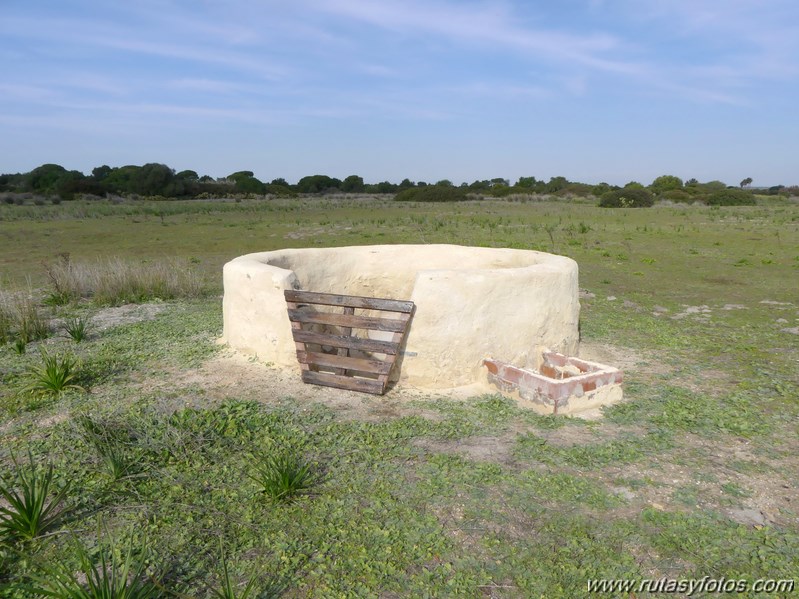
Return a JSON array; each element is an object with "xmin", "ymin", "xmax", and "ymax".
[{"xmin": 1, "ymin": 196, "xmax": 798, "ymax": 597}]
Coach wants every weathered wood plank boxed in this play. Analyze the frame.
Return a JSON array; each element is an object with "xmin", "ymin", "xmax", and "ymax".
[
  {"xmin": 296, "ymin": 351, "xmax": 392, "ymax": 375},
  {"xmin": 287, "ymin": 309, "xmax": 408, "ymax": 332},
  {"xmin": 301, "ymin": 370, "xmax": 385, "ymax": 394},
  {"xmin": 285, "ymin": 290, "xmax": 413, "ymax": 313},
  {"xmin": 290, "ymin": 330, "xmax": 399, "ymax": 355},
  {"xmin": 377, "ymin": 329, "xmax": 406, "ymax": 387},
  {"xmin": 285, "ymin": 300, "xmax": 310, "ymax": 372},
  {"xmin": 335, "ymin": 307, "xmax": 355, "ymax": 375},
  {"xmin": 285, "ymin": 289, "xmax": 414, "ymax": 395}
]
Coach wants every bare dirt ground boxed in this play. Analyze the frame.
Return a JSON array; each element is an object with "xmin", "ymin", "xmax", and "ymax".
[{"xmin": 163, "ymin": 339, "xmax": 657, "ymax": 423}]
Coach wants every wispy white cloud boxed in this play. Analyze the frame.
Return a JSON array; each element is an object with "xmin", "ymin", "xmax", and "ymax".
[
  {"xmin": 304, "ymin": 0, "xmax": 796, "ymax": 102},
  {"xmin": 615, "ymin": 0, "xmax": 799, "ymax": 80},
  {"xmin": 355, "ymin": 64, "xmax": 401, "ymax": 78},
  {"xmin": 2, "ymin": 0, "xmax": 798, "ymax": 183},
  {"xmin": 0, "ymin": 83, "xmax": 56, "ymax": 102},
  {"xmin": 448, "ymin": 81, "xmax": 552, "ymax": 101},
  {"xmin": 166, "ymin": 78, "xmax": 257, "ymax": 94},
  {"xmin": 0, "ymin": 16, "xmax": 292, "ymax": 82},
  {"xmin": 308, "ymin": 0, "xmax": 626, "ymax": 67}
]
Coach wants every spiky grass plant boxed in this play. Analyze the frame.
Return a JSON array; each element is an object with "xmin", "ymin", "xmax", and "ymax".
[
  {"xmin": 12, "ymin": 337, "xmax": 26, "ymax": 354},
  {"xmin": 0, "ymin": 452, "xmax": 71, "ymax": 542},
  {"xmin": 63, "ymin": 315, "xmax": 91, "ymax": 343},
  {"xmin": 208, "ymin": 544, "xmax": 259, "ymax": 599},
  {"xmin": 76, "ymin": 414, "xmax": 139, "ymax": 481},
  {"xmin": 24, "ymin": 348, "xmax": 85, "ymax": 396},
  {"xmin": 248, "ymin": 451, "xmax": 314, "ymax": 503},
  {"xmin": 22, "ymin": 534, "xmax": 162, "ymax": 598}
]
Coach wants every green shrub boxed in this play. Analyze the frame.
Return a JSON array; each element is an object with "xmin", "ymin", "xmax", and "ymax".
[
  {"xmin": 661, "ymin": 190, "xmax": 692, "ymax": 202},
  {"xmin": 706, "ymin": 188, "xmax": 756, "ymax": 206},
  {"xmin": 264, "ymin": 183, "xmax": 296, "ymax": 197},
  {"xmin": 394, "ymin": 185, "xmax": 470, "ymax": 202},
  {"xmin": 598, "ymin": 188, "xmax": 654, "ymax": 208}
]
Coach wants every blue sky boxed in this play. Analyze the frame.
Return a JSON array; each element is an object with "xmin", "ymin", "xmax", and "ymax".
[{"xmin": 1, "ymin": 0, "xmax": 797, "ymax": 186}]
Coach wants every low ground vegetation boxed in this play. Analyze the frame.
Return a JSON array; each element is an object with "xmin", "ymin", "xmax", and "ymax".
[{"xmin": 0, "ymin": 198, "xmax": 798, "ymax": 596}]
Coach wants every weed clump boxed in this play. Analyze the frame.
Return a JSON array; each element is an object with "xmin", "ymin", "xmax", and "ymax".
[
  {"xmin": 249, "ymin": 451, "xmax": 315, "ymax": 503},
  {"xmin": 24, "ymin": 348, "xmax": 85, "ymax": 396},
  {"xmin": 63, "ymin": 315, "xmax": 91, "ymax": 342}
]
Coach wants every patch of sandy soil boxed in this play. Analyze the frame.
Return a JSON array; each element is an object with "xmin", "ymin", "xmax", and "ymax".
[
  {"xmin": 49, "ymin": 303, "xmax": 167, "ymax": 337},
  {"xmin": 595, "ymin": 434, "xmax": 799, "ymax": 528},
  {"xmin": 158, "ymin": 349, "xmax": 449, "ymax": 423},
  {"xmin": 91, "ymin": 303, "xmax": 166, "ymax": 331},
  {"xmin": 155, "ymin": 340, "xmax": 655, "ymax": 422}
]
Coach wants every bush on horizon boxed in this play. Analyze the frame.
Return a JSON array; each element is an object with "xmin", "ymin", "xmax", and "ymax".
[
  {"xmin": 598, "ymin": 188, "xmax": 654, "ymax": 208},
  {"xmin": 394, "ymin": 185, "xmax": 470, "ymax": 202},
  {"xmin": 705, "ymin": 188, "xmax": 756, "ymax": 206}
]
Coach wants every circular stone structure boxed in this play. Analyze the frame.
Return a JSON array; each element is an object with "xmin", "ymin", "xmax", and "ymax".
[{"xmin": 222, "ymin": 244, "xmax": 580, "ymax": 389}]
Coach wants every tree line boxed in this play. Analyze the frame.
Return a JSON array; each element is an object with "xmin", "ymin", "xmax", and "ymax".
[{"xmin": 0, "ymin": 163, "xmax": 794, "ymax": 202}]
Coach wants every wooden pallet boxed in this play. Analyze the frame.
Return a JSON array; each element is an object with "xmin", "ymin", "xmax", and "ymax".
[{"xmin": 284, "ymin": 290, "xmax": 415, "ymax": 395}]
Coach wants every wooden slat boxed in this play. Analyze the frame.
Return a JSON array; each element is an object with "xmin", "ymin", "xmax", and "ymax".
[
  {"xmin": 377, "ymin": 329, "xmax": 406, "ymax": 388},
  {"xmin": 291, "ymin": 330, "xmax": 399, "ymax": 355},
  {"xmin": 285, "ymin": 290, "xmax": 414, "ymax": 313},
  {"xmin": 335, "ymin": 307, "xmax": 355, "ymax": 375},
  {"xmin": 301, "ymin": 370, "xmax": 384, "ymax": 395},
  {"xmin": 285, "ymin": 300, "xmax": 310, "ymax": 372},
  {"xmin": 285, "ymin": 289, "xmax": 414, "ymax": 395},
  {"xmin": 287, "ymin": 309, "xmax": 408, "ymax": 332},
  {"xmin": 296, "ymin": 351, "xmax": 392, "ymax": 375}
]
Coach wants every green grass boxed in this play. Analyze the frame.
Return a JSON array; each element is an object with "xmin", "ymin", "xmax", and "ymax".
[{"xmin": 0, "ymin": 197, "xmax": 797, "ymax": 596}]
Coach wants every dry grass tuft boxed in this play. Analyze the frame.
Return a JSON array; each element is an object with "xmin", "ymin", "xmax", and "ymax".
[
  {"xmin": 45, "ymin": 255, "xmax": 208, "ymax": 306},
  {"xmin": 0, "ymin": 288, "xmax": 49, "ymax": 344}
]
